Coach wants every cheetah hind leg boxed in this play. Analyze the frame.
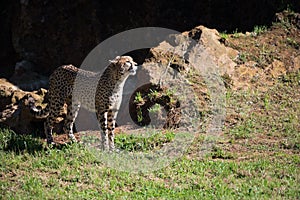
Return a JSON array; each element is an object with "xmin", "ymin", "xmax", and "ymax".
[
  {"xmin": 64, "ymin": 101, "xmax": 81, "ymax": 143},
  {"xmin": 44, "ymin": 100, "xmax": 64, "ymax": 145}
]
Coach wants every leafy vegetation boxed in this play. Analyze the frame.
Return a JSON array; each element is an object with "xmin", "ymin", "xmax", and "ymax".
[
  {"xmin": 134, "ymin": 91, "xmax": 144, "ymax": 104},
  {"xmin": 252, "ymin": 25, "xmax": 268, "ymax": 36},
  {"xmin": 0, "ymin": 129, "xmax": 44, "ymax": 154}
]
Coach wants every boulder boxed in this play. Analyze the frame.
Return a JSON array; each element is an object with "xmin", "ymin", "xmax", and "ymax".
[
  {"xmin": 0, "ymin": 79, "xmax": 62, "ymax": 135},
  {"xmin": 116, "ymin": 26, "xmax": 237, "ymax": 128}
]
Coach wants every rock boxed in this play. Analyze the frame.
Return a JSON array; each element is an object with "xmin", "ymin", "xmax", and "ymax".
[
  {"xmin": 233, "ymin": 64, "xmax": 264, "ymax": 89},
  {"xmin": 184, "ymin": 26, "xmax": 238, "ymax": 75},
  {"xmin": 0, "ymin": 79, "xmax": 63, "ymax": 135},
  {"xmin": 265, "ymin": 60, "xmax": 286, "ymax": 78},
  {"xmin": 117, "ymin": 26, "xmax": 236, "ymax": 128},
  {"xmin": 293, "ymin": 56, "xmax": 300, "ymax": 71},
  {"xmin": 0, "ymin": 79, "xmax": 19, "ymax": 110}
]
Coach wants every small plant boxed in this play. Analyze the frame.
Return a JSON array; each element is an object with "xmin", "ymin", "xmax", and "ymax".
[
  {"xmin": 229, "ymin": 119, "xmax": 254, "ymax": 139},
  {"xmin": 137, "ymin": 107, "xmax": 143, "ymax": 123},
  {"xmin": 225, "ymin": 90, "xmax": 232, "ymax": 101},
  {"xmin": 279, "ymin": 70, "xmax": 300, "ymax": 83},
  {"xmin": 220, "ymin": 32, "xmax": 229, "ymax": 40},
  {"xmin": 211, "ymin": 146, "xmax": 234, "ymax": 159},
  {"xmin": 219, "ymin": 32, "xmax": 229, "ymax": 44},
  {"xmin": 0, "ymin": 128, "xmax": 14, "ymax": 150},
  {"xmin": 263, "ymin": 94, "xmax": 270, "ymax": 110},
  {"xmin": 252, "ymin": 25, "xmax": 268, "ymax": 36},
  {"xmin": 237, "ymin": 52, "xmax": 248, "ymax": 64},
  {"xmin": 148, "ymin": 103, "xmax": 161, "ymax": 113},
  {"xmin": 286, "ymin": 37, "xmax": 299, "ymax": 49},
  {"xmin": 232, "ymin": 28, "xmax": 242, "ymax": 38},
  {"xmin": 272, "ymin": 9, "xmax": 295, "ymax": 30},
  {"xmin": 165, "ymin": 88, "xmax": 176, "ymax": 97},
  {"xmin": 164, "ymin": 88, "xmax": 179, "ymax": 106},
  {"xmin": 169, "ymin": 97, "xmax": 177, "ymax": 105},
  {"xmin": 251, "ymin": 44, "xmax": 275, "ymax": 68},
  {"xmin": 148, "ymin": 89, "xmax": 160, "ymax": 100},
  {"xmin": 134, "ymin": 92, "xmax": 144, "ymax": 104}
]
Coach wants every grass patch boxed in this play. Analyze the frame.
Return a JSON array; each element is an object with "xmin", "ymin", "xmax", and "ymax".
[
  {"xmin": 286, "ymin": 37, "xmax": 299, "ymax": 49},
  {"xmin": 219, "ymin": 32, "xmax": 229, "ymax": 40},
  {"xmin": 228, "ymin": 118, "xmax": 255, "ymax": 139},
  {"xmin": 252, "ymin": 25, "xmax": 268, "ymax": 36},
  {"xmin": 0, "ymin": 73, "xmax": 299, "ymax": 198},
  {"xmin": 0, "ymin": 129, "xmax": 44, "ymax": 154},
  {"xmin": 1, "ymin": 145, "xmax": 298, "ymax": 199},
  {"xmin": 114, "ymin": 130, "xmax": 175, "ymax": 152}
]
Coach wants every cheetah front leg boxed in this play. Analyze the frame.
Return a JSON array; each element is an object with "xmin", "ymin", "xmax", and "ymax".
[
  {"xmin": 98, "ymin": 111, "xmax": 109, "ymax": 151},
  {"xmin": 107, "ymin": 109, "xmax": 117, "ymax": 151}
]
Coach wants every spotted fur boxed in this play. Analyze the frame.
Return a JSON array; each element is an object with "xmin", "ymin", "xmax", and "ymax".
[{"xmin": 31, "ymin": 56, "xmax": 137, "ymax": 151}]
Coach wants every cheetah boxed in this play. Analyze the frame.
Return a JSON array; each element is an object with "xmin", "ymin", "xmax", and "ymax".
[{"xmin": 31, "ymin": 56, "xmax": 138, "ymax": 151}]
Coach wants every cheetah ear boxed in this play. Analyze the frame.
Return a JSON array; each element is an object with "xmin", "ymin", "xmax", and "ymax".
[
  {"xmin": 109, "ymin": 56, "xmax": 120, "ymax": 64},
  {"xmin": 109, "ymin": 59, "xmax": 117, "ymax": 64}
]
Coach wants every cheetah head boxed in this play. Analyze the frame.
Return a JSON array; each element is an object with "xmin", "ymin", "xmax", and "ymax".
[{"xmin": 109, "ymin": 56, "xmax": 138, "ymax": 76}]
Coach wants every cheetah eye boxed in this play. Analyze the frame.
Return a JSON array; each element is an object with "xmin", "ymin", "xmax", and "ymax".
[{"xmin": 126, "ymin": 61, "xmax": 133, "ymax": 66}]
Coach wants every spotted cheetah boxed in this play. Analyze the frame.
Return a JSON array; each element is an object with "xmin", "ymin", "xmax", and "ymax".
[{"xmin": 31, "ymin": 56, "xmax": 138, "ymax": 151}]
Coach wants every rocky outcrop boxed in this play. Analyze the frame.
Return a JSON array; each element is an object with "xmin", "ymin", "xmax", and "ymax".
[
  {"xmin": 117, "ymin": 26, "xmax": 238, "ymax": 128},
  {"xmin": 0, "ymin": 79, "xmax": 57, "ymax": 135}
]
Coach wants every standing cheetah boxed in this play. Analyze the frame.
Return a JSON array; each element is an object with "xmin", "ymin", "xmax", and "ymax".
[{"xmin": 31, "ymin": 56, "xmax": 138, "ymax": 151}]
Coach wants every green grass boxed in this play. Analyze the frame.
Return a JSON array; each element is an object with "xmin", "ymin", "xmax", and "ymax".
[
  {"xmin": 0, "ymin": 142, "xmax": 298, "ymax": 199},
  {"xmin": 252, "ymin": 25, "xmax": 268, "ymax": 36},
  {"xmin": 232, "ymin": 28, "xmax": 243, "ymax": 38},
  {"xmin": 0, "ymin": 71, "xmax": 299, "ymax": 199},
  {"xmin": 286, "ymin": 37, "xmax": 299, "ymax": 49},
  {"xmin": 0, "ymin": 129, "xmax": 44, "ymax": 154},
  {"xmin": 219, "ymin": 32, "xmax": 229, "ymax": 40},
  {"xmin": 114, "ymin": 130, "xmax": 175, "ymax": 152}
]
